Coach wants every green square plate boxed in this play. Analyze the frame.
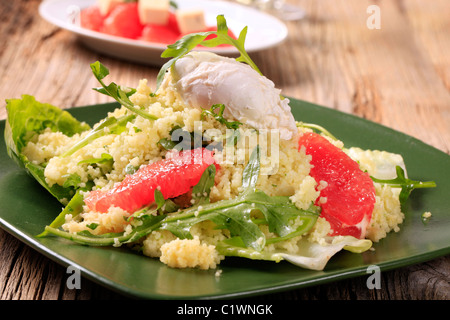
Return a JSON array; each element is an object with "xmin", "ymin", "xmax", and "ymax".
[{"xmin": 1, "ymin": 99, "xmax": 449, "ymax": 299}]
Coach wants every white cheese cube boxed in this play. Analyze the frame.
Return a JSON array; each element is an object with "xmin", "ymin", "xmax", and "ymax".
[
  {"xmin": 138, "ymin": 0, "xmax": 170, "ymax": 25},
  {"xmin": 97, "ymin": 0, "xmax": 124, "ymax": 16},
  {"xmin": 176, "ymin": 9, "xmax": 206, "ymax": 34}
]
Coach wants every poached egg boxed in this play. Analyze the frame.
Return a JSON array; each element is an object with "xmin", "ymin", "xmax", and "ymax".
[{"xmin": 165, "ymin": 51, "xmax": 298, "ymax": 140}]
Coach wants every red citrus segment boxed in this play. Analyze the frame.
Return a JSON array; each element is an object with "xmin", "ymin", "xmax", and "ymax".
[
  {"xmin": 85, "ymin": 148, "xmax": 218, "ymax": 213},
  {"xmin": 298, "ymin": 132, "xmax": 376, "ymax": 238},
  {"xmin": 101, "ymin": 3, "xmax": 143, "ymax": 39},
  {"xmin": 80, "ymin": 6, "xmax": 105, "ymax": 32},
  {"xmin": 140, "ymin": 24, "xmax": 180, "ymax": 44}
]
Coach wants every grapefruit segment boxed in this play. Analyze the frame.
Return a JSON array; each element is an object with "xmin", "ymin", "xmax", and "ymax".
[
  {"xmin": 101, "ymin": 3, "xmax": 144, "ymax": 39},
  {"xmin": 80, "ymin": 6, "xmax": 105, "ymax": 32},
  {"xmin": 141, "ymin": 24, "xmax": 180, "ymax": 44},
  {"xmin": 298, "ymin": 132, "xmax": 376, "ymax": 238},
  {"xmin": 85, "ymin": 148, "xmax": 218, "ymax": 213}
]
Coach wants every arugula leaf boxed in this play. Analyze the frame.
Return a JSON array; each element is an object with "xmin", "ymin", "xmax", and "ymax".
[
  {"xmin": 241, "ymin": 145, "xmax": 260, "ymax": 192},
  {"xmin": 157, "ymin": 137, "xmax": 178, "ymax": 151},
  {"xmin": 86, "ymin": 223, "xmax": 99, "ymax": 230},
  {"xmin": 125, "ymin": 163, "xmax": 138, "ymax": 175},
  {"xmin": 43, "ymin": 214, "xmax": 166, "ymax": 246},
  {"xmin": 201, "ymin": 15, "xmax": 261, "ymax": 74},
  {"xmin": 61, "ymin": 114, "xmax": 135, "ymax": 157},
  {"xmin": 158, "ymin": 127, "xmax": 196, "ymax": 151},
  {"xmin": 37, "ymin": 190, "xmax": 85, "ymax": 237},
  {"xmin": 156, "ymin": 32, "xmax": 213, "ymax": 90},
  {"xmin": 216, "ymin": 238, "xmax": 284, "ymax": 262},
  {"xmin": 127, "ymin": 188, "xmax": 166, "ymax": 222},
  {"xmin": 156, "ymin": 15, "xmax": 261, "ymax": 91},
  {"xmin": 191, "ymin": 164, "xmax": 216, "ymax": 205},
  {"xmin": 90, "ymin": 61, "xmax": 158, "ymax": 121},
  {"xmin": 296, "ymin": 122, "xmax": 338, "ymax": 141},
  {"xmin": 201, "ymin": 104, "xmax": 242, "ymax": 130},
  {"xmin": 158, "ymin": 127, "xmax": 210, "ymax": 152},
  {"xmin": 163, "ymin": 201, "xmax": 266, "ymax": 250},
  {"xmin": 370, "ymin": 166, "xmax": 436, "ymax": 204},
  {"xmin": 93, "ymin": 86, "xmax": 136, "ymax": 98},
  {"xmin": 169, "ymin": 0, "xmax": 177, "ymax": 9},
  {"xmin": 77, "ymin": 153, "xmax": 114, "ymax": 166},
  {"xmin": 62, "ymin": 173, "xmax": 82, "ymax": 189},
  {"xmin": 246, "ymin": 192, "xmax": 319, "ymax": 238}
]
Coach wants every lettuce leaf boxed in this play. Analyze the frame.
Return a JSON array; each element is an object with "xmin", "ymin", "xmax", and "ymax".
[
  {"xmin": 280, "ymin": 236, "xmax": 373, "ymax": 271},
  {"xmin": 4, "ymin": 94, "xmax": 90, "ymax": 203},
  {"xmin": 217, "ymin": 236, "xmax": 372, "ymax": 271}
]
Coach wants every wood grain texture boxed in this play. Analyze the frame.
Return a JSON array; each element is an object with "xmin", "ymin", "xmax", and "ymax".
[{"xmin": 0, "ymin": 0, "xmax": 448, "ymax": 300}]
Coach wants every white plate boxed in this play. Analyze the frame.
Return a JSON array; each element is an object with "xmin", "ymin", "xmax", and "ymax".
[{"xmin": 39, "ymin": 0, "xmax": 288, "ymax": 66}]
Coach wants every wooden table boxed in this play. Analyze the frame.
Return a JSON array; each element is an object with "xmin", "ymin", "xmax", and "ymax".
[{"xmin": 0, "ymin": 0, "xmax": 448, "ymax": 300}]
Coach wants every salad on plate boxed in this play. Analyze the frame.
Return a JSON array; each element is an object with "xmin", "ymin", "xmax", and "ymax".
[{"xmin": 4, "ymin": 16, "xmax": 436, "ymax": 271}]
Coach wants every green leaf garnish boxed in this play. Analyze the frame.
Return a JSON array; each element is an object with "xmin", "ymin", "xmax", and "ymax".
[
  {"xmin": 201, "ymin": 104, "xmax": 242, "ymax": 130},
  {"xmin": 37, "ymin": 190, "xmax": 85, "ymax": 237},
  {"xmin": 201, "ymin": 15, "xmax": 261, "ymax": 74},
  {"xmin": 87, "ymin": 223, "xmax": 99, "ymax": 230},
  {"xmin": 296, "ymin": 122, "xmax": 338, "ymax": 141},
  {"xmin": 61, "ymin": 114, "xmax": 135, "ymax": 157},
  {"xmin": 4, "ymin": 95, "xmax": 90, "ymax": 204},
  {"xmin": 90, "ymin": 61, "xmax": 158, "ymax": 121},
  {"xmin": 156, "ymin": 15, "xmax": 261, "ymax": 91},
  {"xmin": 77, "ymin": 153, "xmax": 114, "ymax": 166},
  {"xmin": 370, "ymin": 166, "xmax": 436, "ymax": 204},
  {"xmin": 241, "ymin": 144, "xmax": 260, "ymax": 192},
  {"xmin": 191, "ymin": 165, "xmax": 216, "ymax": 205},
  {"xmin": 62, "ymin": 173, "xmax": 82, "ymax": 189},
  {"xmin": 93, "ymin": 86, "xmax": 136, "ymax": 98}
]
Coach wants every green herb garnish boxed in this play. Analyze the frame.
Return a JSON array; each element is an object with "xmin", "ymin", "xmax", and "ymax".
[
  {"xmin": 90, "ymin": 61, "xmax": 158, "ymax": 121},
  {"xmin": 61, "ymin": 114, "xmax": 135, "ymax": 157},
  {"xmin": 156, "ymin": 15, "xmax": 261, "ymax": 91},
  {"xmin": 201, "ymin": 104, "xmax": 243, "ymax": 130},
  {"xmin": 86, "ymin": 223, "xmax": 99, "ymax": 230},
  {"xmin": 62, "ymin": 173, "xmax": 82, "ymax": 189},
  {"xmin": 370, "ymin": 166, "xmax": 436, "ymax": 204},
  {"xmin": 296, "ymin": 122, "xmax": 338, "ymax": 141},
  {"xmin": 78, "ymin": 153, "xmax": 114, "ymax": 166}
]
